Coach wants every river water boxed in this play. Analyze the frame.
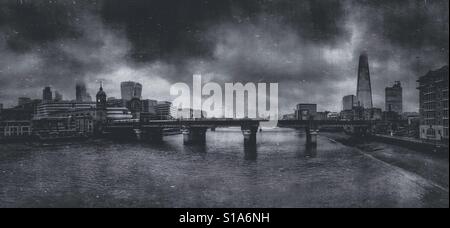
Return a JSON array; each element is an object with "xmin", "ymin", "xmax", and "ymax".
[{"xmin": 0, "ymin": 128, "xmax": 448, "ymax": 208}]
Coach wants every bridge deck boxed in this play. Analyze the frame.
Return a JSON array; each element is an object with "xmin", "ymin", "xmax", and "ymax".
[{"xmin": 105, "ymin": 119, "xmax": 398, "ymax": 129}]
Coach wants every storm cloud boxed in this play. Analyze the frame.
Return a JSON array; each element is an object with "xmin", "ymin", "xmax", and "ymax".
[{"xmin": 0, "ymin": 0, "xmax": 448, "ymax": 114}]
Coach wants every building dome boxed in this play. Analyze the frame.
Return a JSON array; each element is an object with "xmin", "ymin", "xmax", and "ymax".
[{"xmin": 96, "ymin": 87, "xmax": 106, "ymax": 98}]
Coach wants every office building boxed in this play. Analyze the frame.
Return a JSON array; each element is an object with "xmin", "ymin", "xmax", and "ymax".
[
  {"xmin": 356, "ymin": 52, "xmax": 373, "ymax": 109},
  {"xmin": 120, "ymin": 81, "xmax": 142, "ymax": 101},
  {"xmin": 156, "ymin": 101, "xmax": 176, "ymax": 120},
  {"xmin": 142, "ymin": 99, "xmax": 158, "ymax": 114},
  {"xmin": 364, "ymin": 108, "xmax": 383, "ymax": 121},
  {"xmin": 18, "ymin": 97, "xmax": 32, "ymax": 106},
  {"xmin": 342, "ymin": 95, "xmax": 357, "ymax": 111},
  {"xmin": 43, "ymin": 87, "xmax": 52, "ymax": 102},
  {"xmin": 107, "ymin": 97, "xmax": 126, "ymax": 108},
  {"xmin": 340, "ymin": 106, "xmax": 365, "ymax": 121},
  {"xmin": 417, "ymin": 65, "xmax": 449, "ymax": 142},
  {"xmin": 76, "ymin": 81, "xmax": 92, "ymax": 102},
  {"xmin": 385, "ymin": 81, "xmax": 403, "ymax": 114},
  {"xmin": 35, "ymin": 101, "xmax": 96, "ymax": 118},
  {"xmin": 54, "ymin": 91, "xmax": 63, "ymax": 102}
]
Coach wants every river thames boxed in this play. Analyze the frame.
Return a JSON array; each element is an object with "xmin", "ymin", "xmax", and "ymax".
[{"xmin": 0, "ymin": 128, "xmax": 448, "ymax": 208}]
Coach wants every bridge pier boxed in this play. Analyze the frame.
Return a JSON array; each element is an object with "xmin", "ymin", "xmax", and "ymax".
[
  {"xmin": 305, "ymin": 127, "xmax": 318, "ymax": 145},
  {"xmin": 142, "ymin": 128, "xmax": 164, "ymax": 142},
  {"xmin": 241, "ymin": 125, "xmax": 258, "ymax": 146},
  {"xmin": 183, "ymin": 127, "xmax": 207, "ymax": 145}
]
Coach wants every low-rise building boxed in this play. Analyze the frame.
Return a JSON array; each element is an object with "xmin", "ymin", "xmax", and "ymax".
[
  {"xmin": 35, "ymin": 101, "xmax": 96, "ymax": 118},
  {"xmin": 156, "ymin": 101, "xmax": 176, "ymax": 120},
  {"xmin": 0, "ymin": 121, "xmax": 32, "ymax": 140},
  {"xmin": 364, "ymin": 108, "xmax": 383, "ymax": 121},
  {"xmin": 295, "ymin": 104, "xmax": 317, "ymax": 120}
]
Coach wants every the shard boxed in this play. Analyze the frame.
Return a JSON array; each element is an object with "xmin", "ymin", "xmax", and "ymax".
[{"xmin": 356, "ymin": 52, "xmax": 373, "ymax": 109}]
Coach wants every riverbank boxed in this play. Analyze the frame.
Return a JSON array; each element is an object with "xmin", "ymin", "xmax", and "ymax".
[
  {"xmin": 322, "ymin": 132, "xmax": 449, "ymax": 191},
  {"xmin": 371, "ymin": 134, "xmax": 448, "ymax": 154}
]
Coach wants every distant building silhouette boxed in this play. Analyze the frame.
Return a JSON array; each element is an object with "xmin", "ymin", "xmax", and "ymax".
[
  {"xmin": 385, "ymin": 81, "xmax": 402, "ymax": 114},
  {"xmin": 342, "ymin": 95, "xmax": 357, "ymax": 111},
  {"xmin": 42, "ymin": 87, "xmax": 52, "ymax": 103},
  {"xmin": 54, "ymin": 91, "xmax": 63, "ymax": 102},
  {"xmin": 76, "ymin": 81, "xmax": 92, "ymax": 102},
  {"xmin": 356, "ymin": 52, "xmax": 373, "ymax": 109},
  {"xmin": 18, "ymin": 97, "xmax": 32, "ymax": 106},
  {"xmin": 121, "ymin": 81, "xmax": 142, "ymax": 101}
]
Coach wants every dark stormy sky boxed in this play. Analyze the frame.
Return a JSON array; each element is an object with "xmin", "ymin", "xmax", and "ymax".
[{"xmin": 0, "ymin": 0, "xmax": 448, "ymax": 114}]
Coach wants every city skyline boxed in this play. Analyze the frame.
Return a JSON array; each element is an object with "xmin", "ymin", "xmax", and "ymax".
[
  {"xmin": 0, "ymin": 0, "xmax": 448, "ymax": 210},
  {"xmin": 0, "ymin": 0, "xmax": 448, "ymax": 113},
  {"xmin": 0, "ymin": 63, "xmax": 446, "ymax": 116}
]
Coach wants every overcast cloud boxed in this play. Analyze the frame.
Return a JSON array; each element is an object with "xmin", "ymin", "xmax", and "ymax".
[{"xmin": 0, "ymin": 0, "xmax": 448, "ymax": 114}]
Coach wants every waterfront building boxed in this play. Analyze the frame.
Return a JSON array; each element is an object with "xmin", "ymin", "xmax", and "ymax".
[
  {"xmin": 417, "ymin": 65, "xmax": 449, "ymax": 142},
  {"xmin": 356, "ymin": 52, "xmax": 373, "ymax": 109},
  {"xmin": 0, "ymin": 121, "xmax": 32, "ymax": 140},
  {"xmin": 127, "ymin": 98, "xmax": 142, "ymax": 119},
  {"xmin": 342, "ymin": 95, "xmax": 357, "ymax": 111},
  {"xmin": 175, "ymin": 108, "xmax": 207, "ymax": 119},
  {"xmin": 32, "ymin": 116, "xmax": 94, "ymax": 140},
  {"xmin": 385, "ymin": 81, "xmax": 403, "ymax": 114},
  {"xmin": 156, "ymin": 101, "xmax": 176, "ymax": 120},
  {"xmin": 295, "ymin": 104, "xmax": 317, "ymax": 120},
  {"xmin": 42, "ymin": 87, "xmax": 52, "ymax": 102},
  {"xmin": 40, "ymin": 109, "xmax": 95, "ymax": 136},
  {"xmin": 35, "ymin": 101, "xmax": 96, "ymax": 118},
  {"xmin": 106, "ymin": 107, "xmax": 133, "ymax": 121},
  {"xmin": 120, "ymin": 81, "xmax": 142, "ymax": 101}
]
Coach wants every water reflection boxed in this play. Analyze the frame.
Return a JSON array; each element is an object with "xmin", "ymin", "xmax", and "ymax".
[
  {"xmin": 244, "ymin": 144, "xmax": 257, "ymax": 160},
  {"xmin": 304, "ymin": 143, "xmax": 317, "ymax": 158},
  {"xmin": 0, "ymin": 129, "xmax": 447, "ymax": 208},
  {"xmin": 185, "ymin": 144, "xmax": 207, "ymax": 154}
]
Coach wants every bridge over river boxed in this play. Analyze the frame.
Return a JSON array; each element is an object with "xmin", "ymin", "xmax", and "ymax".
[{"xmin": 104, "ymin": 119, "xmax": 387, "ymax": 146}]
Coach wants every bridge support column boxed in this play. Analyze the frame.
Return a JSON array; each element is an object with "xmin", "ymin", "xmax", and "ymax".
[
  {"xmin": 142, "ymin": 128, "xmax": 163, "ymax": 142},
  {"xmin": 183, "ymin": 127, "xmax": 207, "ymax": 145},
  {"xmin": 305, "ymin": 127, "xmax": 318, "ymax": 145},
  {"xmin": 242, "ymin": 126, "xmax": 258, "ymax": 146}
]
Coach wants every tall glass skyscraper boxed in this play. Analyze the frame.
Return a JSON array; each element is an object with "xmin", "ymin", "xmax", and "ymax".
[
  {"xmin": 120, "ymin": 81, "xmax": 142, "ymax": 101},
  {"xmin": 356, "ymin": 52, "xmax": 373, "ymax": 109}
]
